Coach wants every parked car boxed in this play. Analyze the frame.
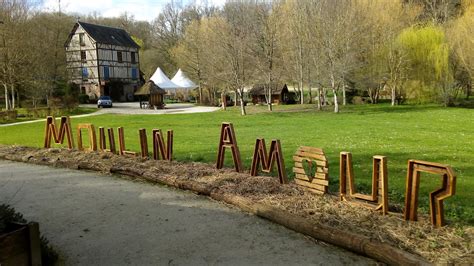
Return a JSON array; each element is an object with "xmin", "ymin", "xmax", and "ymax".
[{"xmin": 97, "ymin": 96, "xmax": 113, "ymax": 108}]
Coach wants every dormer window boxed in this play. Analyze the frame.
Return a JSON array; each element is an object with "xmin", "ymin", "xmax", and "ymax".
[
  {"xmin": 79, "ymin": 33, "xmax": 85, "ymax": 46},
  {"xmin": 117, "ymin": 51, "xmax": 123, "ymax": 63}
]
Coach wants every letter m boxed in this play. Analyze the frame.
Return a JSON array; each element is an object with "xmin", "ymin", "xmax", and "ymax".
[{"xmin": 44, "ymin": 116, "xmax": 74, "ymax": 149}]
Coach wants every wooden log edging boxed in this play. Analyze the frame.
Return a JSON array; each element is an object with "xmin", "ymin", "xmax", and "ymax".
[{"xmin": 0, "ymin": 149, "xmax": 430, "ymax": 265}]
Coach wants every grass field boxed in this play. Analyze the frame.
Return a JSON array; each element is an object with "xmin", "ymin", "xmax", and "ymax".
[
  {"xmin": 0, "ymin": 103, "xmax": 473, "ymax": 224},
  {"xmin": 0, "ymin": 107, "xmax": 97, "ymax": 124}
]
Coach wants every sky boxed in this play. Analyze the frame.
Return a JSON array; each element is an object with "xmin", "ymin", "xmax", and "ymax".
[{"xmin": 40, "ymin": 0, "xmax": 226, "ymax": 22}]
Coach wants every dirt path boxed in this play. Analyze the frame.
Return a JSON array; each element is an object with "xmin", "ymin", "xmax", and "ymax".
[
  {"xmin": 0, "ymin": 160, "xmax": 373, "ymax": 265},
  {"xmin": 0, "ymin": 103, "xmax": 220, "ymax": 128}
]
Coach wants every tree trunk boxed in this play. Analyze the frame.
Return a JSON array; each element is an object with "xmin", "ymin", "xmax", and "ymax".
[
  {"xmin": 342, "ymin": 84, "xmax": 346, "ymax": 106},
  {"xmin": 199, "ymin": 84, "xmax": 203, "ymax": 105},
  {"xmin": 221, "ymin": 93, "xmax": 227, "ymax": 111},
  {"xmin": 267, "ymin": 90, "xmax": 272, "ymax": 111},
  {"xmin": 10, "ymin": 85, "xmax": 15, "ymax": 109},
  {"xmin": 4, "ymin": 84, "xmax": 8, "ymax": 110},
  {"xmin": 234, "ymin": 89, "xmax": 238, "ymax": 106},
  {"xmin": 322, "ymin": 88, "xmax": 327, "ymax": 106},
  {"xmin": 333, "ymin": 89, "xmax": 339, "ymax": 113},
  {"xmin": 239, "ymin": 90, "xmax": 246, "ymax": 116},
  {"xmin": 391, "ymin": 85, "xmax": 396, "ymax": 106},
  {"xmin": 316, "ymin": 87, "xmax": 322, "ymax": 111}
]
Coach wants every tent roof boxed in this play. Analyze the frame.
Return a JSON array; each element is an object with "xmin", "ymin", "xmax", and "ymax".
[
  {"xmin": 171, "ymin": 69, "xmax": 198, "ymax": 90},
  {"xmin": 135, "ymin": 81, "xmax": 166, "ymax": 96},
  {"xmin": 149, "ymin": 67, "xmax": 181, "ymax": 90}
]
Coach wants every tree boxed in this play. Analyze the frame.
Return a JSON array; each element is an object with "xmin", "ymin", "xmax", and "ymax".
[
  {"xmin": 311, "ymin": 0, "xmax": 361, "ymax": 113},
  {"xmin": 0, "ymin": 0, "xmax": 31, "ymax": 110},
  {"xmin": 248, "ymin": 1, "xmax": 284, "ymax": 111},
  {"xmin": 449, "ymin": 0, "xmax": 474, "ymax": 98},
  {"xmin": 399, "ymin": 25, "xmax": 455, "ymax": 105}
]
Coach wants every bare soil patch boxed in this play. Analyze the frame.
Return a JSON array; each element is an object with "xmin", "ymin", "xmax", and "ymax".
[{"xmin": 0, "ymin": 145, "xmax": 472, "ymax": 264}]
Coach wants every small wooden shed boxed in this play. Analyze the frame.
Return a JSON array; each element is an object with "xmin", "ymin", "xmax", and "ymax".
[
  {"xmin": 249, "ymin": 83, "xmax": 295, "ymax": 105},
  {"xmin": 134, "ymin": 81, "xmax": 166, "ymax": 109}
]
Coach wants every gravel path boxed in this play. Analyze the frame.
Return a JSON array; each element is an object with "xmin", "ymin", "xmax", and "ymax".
[
  {"xmin": 0, "ymin": 160, "xmax": 373, "ymax": 265},
  {"xmin": 0, "ymin": 103, "xmax": 220, "ymax": 127}
]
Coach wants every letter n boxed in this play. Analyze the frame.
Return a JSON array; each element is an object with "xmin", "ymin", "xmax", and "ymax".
[
  {"xmin": 216, "ymin": 122, "xmax": 242, "ymax": 172},
  {"xmin": 44, "ymin": 116, "xmax": 74, "ymax": 149},
  {"xmin": 153, "ymin": 129, "xmax": 173, "ymax": 161},
  {"xmin": 250, "ymin": 138, "xmax": 288, "ymax": 184}
]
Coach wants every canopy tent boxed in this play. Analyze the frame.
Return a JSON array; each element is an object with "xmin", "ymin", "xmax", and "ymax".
[
  {"xmin": 149, "ymin": 67, "xmax": 181, "ymax": 90},
  {"xmin": 171, "ymin": 69, "xmax": 198, "ymax": 90}
]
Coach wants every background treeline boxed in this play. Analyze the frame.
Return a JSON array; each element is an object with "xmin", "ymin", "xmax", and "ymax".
[{"xmin": 1, "ymin": 0, "xmax": 473, "ymax": 114}]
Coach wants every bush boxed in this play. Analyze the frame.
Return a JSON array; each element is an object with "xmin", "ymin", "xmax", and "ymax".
[{"xmin": 78, "ymin": 94, "xmax": 90, "ymax": 104}]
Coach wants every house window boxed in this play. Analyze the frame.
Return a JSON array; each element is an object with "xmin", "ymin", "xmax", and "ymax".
[
  {"xmin": 82, "ymin": 67, "xmax": 89, "ymax": 80},
  {"xmin": 80, "ymin": 51, "xmax": 86, "ymax": 62},
  {"xmin": 103, "ymin": 66, "xmax": 110, "ymax": 80},
  {"xmin": 131, "ymin": 68, "xmax": 137, "ymax": 80},
  {"xmin": 131, "ymin": 52, "xmax": 136, "ymax": 64},
  {"xmin": 79, "ymin": 33, "xmax": 85, "ymax": 46},
  {"xmin": 117, "ymin": 51, "xmax": 123, "ymax": 63}
]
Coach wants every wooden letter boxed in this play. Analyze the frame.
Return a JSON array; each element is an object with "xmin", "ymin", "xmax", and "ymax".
[
  {"xmin": 339, "ymin": 152, "xmax": 389, "ymax": 214},
  {"xmin": 250, "ymin": 138, "xmax": 288, "ymax": 184},
  {"xmin": 43, "ymin": 116, "xmax": 74, "ymax": 149},
  {"xmin": 139, "ymin": 128, "xmax": 148, "ymax": 158},
  {"xmin": 118, "ymin": 127, "xmax": 138, "ymax": 156},
  {"xmin": 293, "ymin": 146, "xmax": 329, "ymax": 194},
  {"xmin": 404, "ymin": 160, "xmax": 456, "ymax": 227},
  {"xmin": 216, "ymin": 122, "xmax": 243, "ymax": 172},
  {"xmin": 152, "ymin": 129, "xmax": 173, "ymax": 161},
  {"xmin": 77, "ymin": 124, "xmax": 97, "ymax": 151},
  {"xmin": 99, "ymin": 127, "xmax": 116, "ymax": 154}
]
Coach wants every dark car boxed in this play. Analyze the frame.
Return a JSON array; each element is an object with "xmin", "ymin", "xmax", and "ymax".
[{"xmin": 97, "ymin": 96, "xmax": 113, "ymax": 108}]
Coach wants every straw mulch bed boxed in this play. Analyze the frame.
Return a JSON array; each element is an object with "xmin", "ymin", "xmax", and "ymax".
[{"xmin": 0, "ymin": 145, "xmax": 472, "ymax": 264}]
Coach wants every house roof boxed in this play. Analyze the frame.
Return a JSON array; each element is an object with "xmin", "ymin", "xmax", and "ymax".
[
  {"xmin": 249, "ymin": 83, "xmax": 288, "ymax": 96},
  {"xmin": 134, "ymin": 81, "xmax": 166, "ymax": 96},
  {"xmin": 65, "ymin": 21, "xmax": 140, "ymax": 48}
]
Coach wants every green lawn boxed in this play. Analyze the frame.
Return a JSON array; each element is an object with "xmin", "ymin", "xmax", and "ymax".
[
  {"xmin": 1, "ymin": 103, "xmax": 473, "ymax": 224},
  {"xmin": 0, "ymin": 107, "xmax": 97, "ymax": 124}
]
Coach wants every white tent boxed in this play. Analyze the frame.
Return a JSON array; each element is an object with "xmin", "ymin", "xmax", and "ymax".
[
  {"xmin": 171, "ymin": 69, "xmax": 198, "ymax": 90},
  {"xmin": 149, "ymin": 67, "xmax": 181, "ymax": 90}
]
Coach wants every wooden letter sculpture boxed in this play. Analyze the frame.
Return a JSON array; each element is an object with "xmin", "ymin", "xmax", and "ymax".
[
  {"xmin": 98, "ymin": 127, "xmax": 116, "ymax": 154},
  {"xmin": 250, "ymin": 138, "xmax": 288, "ymax": 184},
  {"xmin": 216, "ymin": 122, "xmax": 243, "ymax": 172},
  {"xmin": 118, "ymin": 127, "xmax": 139, "ymax": 156},
  {"xmin": 76, "ymin": 124, "xmax": 97, "ymax": 151},
  {"xmin": 293, "ymin": 146, "xmax": 329, "ymax": 194},
  {"xmin": 43, "ymin": 116, "xmax": 74, "ymax": 149},
  {"xmin": 339, "ymin": 152, "xmax": 389, "ymax": 214},
  {"xmin": 404, "ymin": 160, "xmax": 456, "ymax": 227},
  {"xmin": 139, "ymin": 128, "xmax": 149, "ymax": 158},
  {"xmin": 153, "ymin": 129, "xmax": 173, "ymax": 161}
]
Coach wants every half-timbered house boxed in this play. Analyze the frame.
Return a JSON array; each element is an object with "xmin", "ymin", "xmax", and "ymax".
[{"xmin": 65, "ymin": 21, "xmax": 140, "ymax": 101}]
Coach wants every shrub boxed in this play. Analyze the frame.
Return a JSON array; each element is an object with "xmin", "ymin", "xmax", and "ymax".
[{"xmin": 78, "ymin": 94, "xmax": 90, "ymax": 104}]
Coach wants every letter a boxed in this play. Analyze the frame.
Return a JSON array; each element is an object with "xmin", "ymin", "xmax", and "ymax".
[{"xmin": 216, "ymin": 122, "xmax": 243, "ymax": 172}]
